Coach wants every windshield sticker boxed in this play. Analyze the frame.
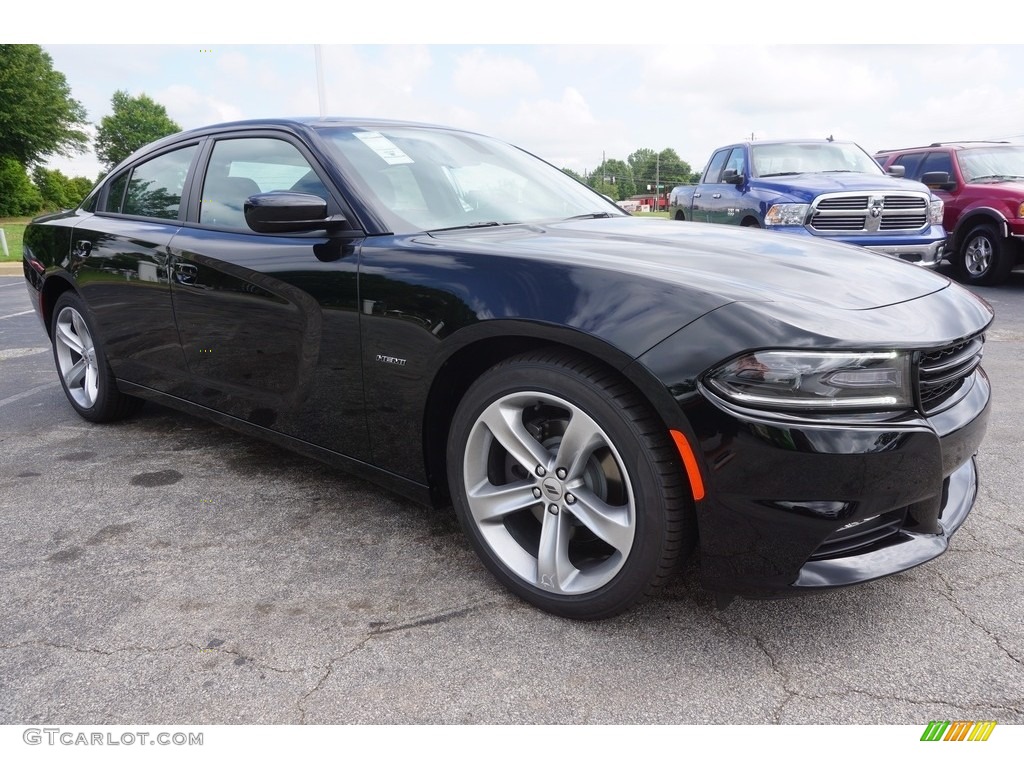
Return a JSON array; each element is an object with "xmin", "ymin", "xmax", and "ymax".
[{"xmin": 354, "ymin": 131, "xmax": 414, "ymax": 165}]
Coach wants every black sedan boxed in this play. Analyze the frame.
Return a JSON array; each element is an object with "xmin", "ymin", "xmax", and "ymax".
[{"xmin": 22, "ymin": 118, "xmax": 992, "ymax": 619}]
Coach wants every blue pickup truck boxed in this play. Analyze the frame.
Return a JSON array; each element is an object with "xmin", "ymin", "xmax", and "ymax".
[{"xmin": 668, "ymin": 139, "xmax": 947, "ymax": 267}]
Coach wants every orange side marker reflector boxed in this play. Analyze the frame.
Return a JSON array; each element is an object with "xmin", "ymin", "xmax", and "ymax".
[{"xmin": 670, "ymin": 429, "xmax": 705, "ymax": 502}]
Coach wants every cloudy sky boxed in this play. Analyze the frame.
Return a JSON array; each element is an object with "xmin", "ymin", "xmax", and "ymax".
[{"xmin": 22, "ymin": 4, "xmax": 1024, "ymax": 181}]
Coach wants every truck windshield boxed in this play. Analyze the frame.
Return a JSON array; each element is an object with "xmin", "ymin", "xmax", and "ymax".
[
  {"xmin": 314, "ymin": 125, "xmax": 623, "ymax": 233},
  {"xmin": 957, "ymin": 146, "xmax": 1024, "ymax": 182},
  {"xmin": 752, "ymin": 142, "xmax": 882, "ymax": 177}
]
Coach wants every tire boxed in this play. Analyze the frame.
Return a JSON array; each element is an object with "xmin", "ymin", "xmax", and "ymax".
[
  {"xmin": 674, "ymin": 210, "xmax": 686, "ymax": 221},
  {"xmin": 956, "ymin": 223, "xmax": 1014, "ymax": 286},
  {"xmin": 446, "ymin": 348, "xmax": 694, "ymax": 619},
  {"xmin": 50, "ymin": 292, "xmax": 142, "ymax": 422},
  {"xmin": 741, "ymin": 219, "xmax": 761, "ymax": 228}
]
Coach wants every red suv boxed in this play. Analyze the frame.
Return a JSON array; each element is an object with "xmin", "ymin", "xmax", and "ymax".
[{"xmin": 876, "ymin": 142, "xmax": 1024, "ymax": 285}]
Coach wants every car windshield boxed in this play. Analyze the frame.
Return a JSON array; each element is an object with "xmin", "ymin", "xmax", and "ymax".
[
  {"xmin": 314, "ymin": 125, "xmax": 623, "ymax": 233},
  {"xmin": 957, "ymin": 146, "xmax": 1024, "ymax": 182},
  {"xmin": 751, "ymin": 142, "xmax": 883, "ymax": 177}
]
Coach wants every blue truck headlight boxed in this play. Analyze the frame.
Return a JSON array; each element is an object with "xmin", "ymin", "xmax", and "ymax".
[
  {"xmin": 765, "ymin": 204, "xmax": 809, "ymax": 226},
  {"xmin": 705, "ymin": 350, "xmax": 913, "ymax": 410}
]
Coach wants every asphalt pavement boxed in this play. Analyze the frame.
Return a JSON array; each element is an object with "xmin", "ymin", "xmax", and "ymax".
[{"xmin": 1, "ymin": 266, "xmax": 1022, "ymax": 725}]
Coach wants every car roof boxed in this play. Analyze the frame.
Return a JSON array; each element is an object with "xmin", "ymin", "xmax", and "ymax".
[
  {"xmin": 110, "ymin": 116, "xmax": 481, "ymax": 178},
  {"xmin": 875, "ymin": 141, "xmax": 1013, "ymax": 154}
]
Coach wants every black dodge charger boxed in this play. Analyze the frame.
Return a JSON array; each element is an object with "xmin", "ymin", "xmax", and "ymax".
[{"xmin": 22, "ymin": 118, "xmax": 992, "ymax": 619}]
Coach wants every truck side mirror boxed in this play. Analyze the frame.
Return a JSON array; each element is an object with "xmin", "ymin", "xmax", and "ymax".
[
  {"xmin": 722, "ymin": 171, "xmax": 745, "ymax": 186},
  {"xmin": 921, "ymin": 171, "xmax": 956, "ymax": 191},
  {"xmin": 886, "ymin": 165, "xmax": 906, "ymax": 178}
]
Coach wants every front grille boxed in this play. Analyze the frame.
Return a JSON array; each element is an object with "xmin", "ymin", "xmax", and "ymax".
[
  {"xmin": 809, "ymin": 509, "xmax": 907, "ymax": 560},
  {"xmin": 880, "ymin": 214, "xmax": 928, "ymax": 230},
  {"xmin": 812, "ymin": 215, "xmax": 866, "ymax": 230},
  {"xmin": 807, "ymin": 191, "xmax": 931, "ymax": 234},
  {"xmin": 917, "ymin": 334, "xmax": 985, "ymax": 413},
  {"xmin": 817, "ymin": 196, "xmax": 869, "ymax": 210}
]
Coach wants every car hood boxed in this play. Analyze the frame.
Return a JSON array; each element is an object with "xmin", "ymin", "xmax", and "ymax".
[
  {"xmin": 752, "ymin": 172, "xmax": 931, "ymax": 199},
  {"xmin": 425, "ymin": 216, "xmax": 950, "ymax": 311}
]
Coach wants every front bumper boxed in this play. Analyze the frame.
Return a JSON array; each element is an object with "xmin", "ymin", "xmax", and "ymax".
[
  {"xmin": 864, "ymin": 238, "xmax": 944, "ymax": 268},
  {"xmin": 689, "ymin": 367, "xmax": 990, "ymax": 598},
  {"xmin": 764, "ymin": 225, "xmax": 946, "ymax": 268}
]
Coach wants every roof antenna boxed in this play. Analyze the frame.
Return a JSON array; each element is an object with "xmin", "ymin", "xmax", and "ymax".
[{"xmin": 826, "ymin": 134, "xmax": 834, "ymax": 142}]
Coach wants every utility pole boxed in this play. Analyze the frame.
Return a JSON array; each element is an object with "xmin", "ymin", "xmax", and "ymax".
[{"xmin": 655, "ymin": 152, "xmax": 660, "ymax": 212}]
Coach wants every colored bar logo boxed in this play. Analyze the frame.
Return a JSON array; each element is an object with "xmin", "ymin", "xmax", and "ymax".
[{"xmin": 921, "ymin": 720, "xmax": 997, "ymax": 741}]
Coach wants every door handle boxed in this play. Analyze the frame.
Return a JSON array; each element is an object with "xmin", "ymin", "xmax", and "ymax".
[
  {"xmin": 694, "ymin": 192, "xmax": 702, "ymax": 199},
  {"xmin": 175, "ymin": 263, "xmax": 198, "ymax": 284},
  {"xmin": 712, "ymin": 193, "xmax": 722, "ymax": 199}
]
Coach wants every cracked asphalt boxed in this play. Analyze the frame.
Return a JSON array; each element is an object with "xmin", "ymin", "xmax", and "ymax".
[{"xmin": 1, "ymin": 268, "xmax": 1022, "ymax": 725}]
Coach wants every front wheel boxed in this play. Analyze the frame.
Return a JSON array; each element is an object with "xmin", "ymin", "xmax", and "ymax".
[
  {"xmin": 50, "ymin": 292, "xmax": 142, "ymax": 422},
  {"xmin": 956, "ymin": 224, "xmax": 1014, "ymax": 285},
  {"xmin": 447, "ymin": 349, "xmax": 694, "ymax": 619}
]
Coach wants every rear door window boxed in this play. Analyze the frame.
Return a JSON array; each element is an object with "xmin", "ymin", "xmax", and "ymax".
[{"xmin": 119, "ymin": 146, "xmax": 197, "ymax": 220}]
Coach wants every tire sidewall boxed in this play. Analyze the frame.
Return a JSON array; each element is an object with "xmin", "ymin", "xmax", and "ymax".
[
  {"xmin": 447, "ymin": 357, "xmax": 675, "ymax": 619},
  {"xmin": 50, "ymin": 292, "xmax": 120, "ymax": 422},
  {"xmin": 957, "ymin": 225, "xmax": 1003, "ymax": 285}
]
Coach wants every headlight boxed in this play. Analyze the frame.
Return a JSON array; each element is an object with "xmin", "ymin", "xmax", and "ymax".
[
  {"xmin": 705, "ymin": 350, "xmax": 913, "ymax": 410},
  {"xmin": 929, "ymin": 198, "xmax": 944, "ymax": 225},
  {"xmin": 765, "ymin": 203, "xmax": 809, "ymax": 226},
  {"xmin": 1017, "ymin": 201, "xmax": 1024, "ymax": 218}
]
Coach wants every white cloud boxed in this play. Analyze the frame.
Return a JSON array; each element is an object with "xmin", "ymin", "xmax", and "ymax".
[
  {"xmin": 155, "ymin": 84, "xmax": 245, "ymax": 128},
  {"xmin": 497, "ymin": 87, "xmax": 629, "ymax": 171},
  {"xmin": 453, "ymin": 49, "xmax": 541, "ymax": 99}
]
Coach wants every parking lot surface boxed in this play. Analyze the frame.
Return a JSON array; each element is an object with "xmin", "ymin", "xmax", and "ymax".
[{"xmin": 1, "ymin": 269, "xmax": 1022, "ymax": 724}]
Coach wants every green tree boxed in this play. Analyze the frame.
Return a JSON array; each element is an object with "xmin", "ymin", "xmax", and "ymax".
[
  {"xmin": 627, "ymin": 147, "xmax": 695, "ymax": 194},
  {"xmin": 95, "ymin": 90, "xmax": 181, "ymax": 170},
  {"xmin": 0, "ymin": 156, "xmax": 43, "ymax": 216},
  {"xmin": 32, "ymin": 166, "xmax": 72, "ymax": 211},
  {"xmin": 0, "ymin": 45, "xmax": 88, "ymax": 166},
  {"xmin": 587, "ymin": 158, "xmax": 635, "ymax": 201},
  {"xmin": 30, "ymin": 166, "xmax": 93, "ymax": 212},
  {"xmin": 560, "ymin": 167, "xmax": 586, "ymax": 184},
  {"xmin": 67, "ymin": 175, "xmax": 95, "ymax": 203}
]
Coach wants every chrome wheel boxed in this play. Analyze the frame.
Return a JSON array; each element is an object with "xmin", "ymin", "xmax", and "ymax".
[
  {"xmin": 448, "ymin": 351, "xmax": 695, "ymax": 619},
  {"xmin": 49, "ymin": 293, "xmax": 142, "ymax": 422},
  {"xmin": 956, "ymin": 223, "xmax": 1013, "ymax": 286},
  {"xmin": 463, "ymin": 390, "xmax": 636, "ymax": 595},
  {"xmin": 54, "ymin": 305, "xmax": 99, "ymax": 409},
  {"xmin": 964, "ymin": 233, "xmax": 992, "ymax": 277}
]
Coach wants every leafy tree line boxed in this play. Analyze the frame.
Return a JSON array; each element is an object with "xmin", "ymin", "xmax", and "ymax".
[
  {"xmin": 563, "ymin": 148, "xmax": 702, "ymax": 201},
  {"xmin": 0, "ymin": 45, "xmax": 180, "ymax": 217}
]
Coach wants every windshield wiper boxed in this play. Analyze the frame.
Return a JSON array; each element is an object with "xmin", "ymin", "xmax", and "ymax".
[
  {"xmin": 426, "ymin": 221, "xmax": 506, "ymax": 233},
  {"xmin": 563, "ymin": 212, "xmax": 614, "ymax": 220},
  {"xmin": 971, "ymin": 174, "xmax": 1024, "ymax": 182},
  {"xmin": 759, "ymin": 172, "xmax": 801, "ymax": 177}
]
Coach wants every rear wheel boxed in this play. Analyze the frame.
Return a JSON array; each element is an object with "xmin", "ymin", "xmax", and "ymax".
[
  {"xmin": 447, "ymin": 349, "xmax": 694, "ymax": 619},
  {"xmin": 956, "ymin": 223, "xmax": 1014, "ymax": 285},
  {"xmin": 51, "ymin": 292, "xmax": 142, "ymax": 422}
]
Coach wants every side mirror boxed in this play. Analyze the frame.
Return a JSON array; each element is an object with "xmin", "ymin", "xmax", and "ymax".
[
  {"xmin": 886, "ymin": 165, "xmax": 906, "ymax": 178},
  {"xmin": 244, "ymin": 192, "xmax": 361, "ymax": 235},
  {"xmin": 921, "ymin": 171, "xmax": 955, "ymax": 191},
  {"xmin": 722, "ymin": 171, "xmax": 745, "ymax": 186}
]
